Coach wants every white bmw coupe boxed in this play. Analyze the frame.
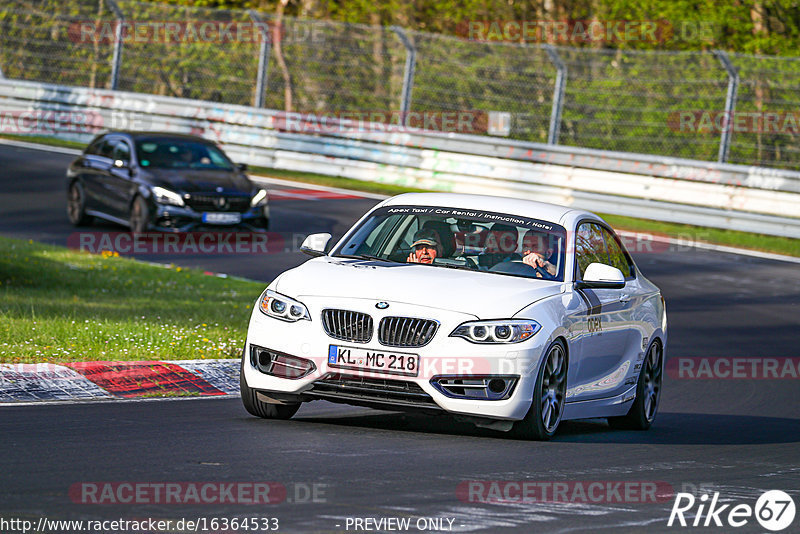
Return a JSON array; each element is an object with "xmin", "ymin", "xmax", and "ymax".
[{"xmin": 241, "ymin": 193, "xmax": 666, "ymax": 439}]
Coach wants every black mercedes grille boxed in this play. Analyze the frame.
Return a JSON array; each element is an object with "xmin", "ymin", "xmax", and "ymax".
[
  {"xmin": 321, "ymin": 309, "xmax": 373, "ymax": 343},
  {"xmin": 378, "ymin": 316, "xmax": 438, "ymax": 347},
  {"xmin": 185, "ymin": 194, "xmax": 250, "ymax": 213}
]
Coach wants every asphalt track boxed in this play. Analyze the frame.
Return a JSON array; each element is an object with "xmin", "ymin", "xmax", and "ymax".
[{"xmin": 1, "ymin": 143, "xmax": 799, "ymax": 533}]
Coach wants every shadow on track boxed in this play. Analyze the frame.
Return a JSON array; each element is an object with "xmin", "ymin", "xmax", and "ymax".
[{"xmin": 290, "ymin": 410, "xmax": 800, "ymax": 445}]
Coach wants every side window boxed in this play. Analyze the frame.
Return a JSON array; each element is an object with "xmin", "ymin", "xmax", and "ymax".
[
  {"xmin": 111, "ymin": 140, "xmax": 131, "ymax": 163},
  {"xmin": 85, "ymin": 137, "xmax": 106, "ymax": 156},
  {"xmin": 346, "ymin": 215, "xmax": 408, "ymax": 256},
  {"xmin": 97, "ymin": 138, "xmax": 115, "ymax": 159},
  {"xmin": 602, "ymin": 228, "xmax": 634, "ymax": 278},
  {"xmin": 575, "ymin": 222, "xmax": 607, "ymax": 279}
]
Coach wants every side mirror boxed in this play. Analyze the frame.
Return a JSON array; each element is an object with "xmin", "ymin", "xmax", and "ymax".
[
  {"xmin": 113, "ymin": 159, "xmax": 129, "ymax": 169},
  {"xmin": 237, "ymin": 163, "xmax": 248, "ymax": 172},
  {"xmin": 575, "ymin": 263, "xmax": 625, "ymax": 290},
  {"xmin": 300, "ymin": 233, "xmax": 332, "ymax": 257}
]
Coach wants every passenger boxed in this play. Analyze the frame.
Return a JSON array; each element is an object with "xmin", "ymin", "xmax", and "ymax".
[
  {"xmin": 478, "ymin": 223, "xmax": 519, "ymax": 269},
  {"xmin": 521, "ymin": 230, "xmax": 558, "ymax": 277},
  {"xmin": 406, "ymin": 229, "xmax": 442, "ymax": 265}
]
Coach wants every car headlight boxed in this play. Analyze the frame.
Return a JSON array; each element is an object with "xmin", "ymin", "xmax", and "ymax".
[
  {"xmin": 258, "ymin": 289, "xmax": 310, "ymax": 322},
  {"xmin": 450, "ymin": 320, "xmax": 541, "ymax": 344},
  {"xmin": 152, "ymin": 186, "xmax": 185, "ymax": 207},
  {"xmin": 251, "ymin": 189, "xmax": 269, "ymax": 207}
]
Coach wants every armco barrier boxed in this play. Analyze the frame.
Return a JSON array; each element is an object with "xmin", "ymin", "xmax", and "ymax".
[{"xmin": 1, "ymin": 78, "xmax": 799, "ymax": 238}]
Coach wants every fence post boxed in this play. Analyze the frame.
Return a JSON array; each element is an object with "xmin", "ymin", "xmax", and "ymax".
[
  {"xmin": 544, "ymin": 45, "xmax": 567, "ymax": 145},
  {"xmin": 249, "ymin": 10, "xmax": 271, "ymax": 108},
  {"xmin": 391, "ymin": 26, "xmax": 416, "ymax": 126},
  {"xmin": 714, "ymin": 50, "xmax": 739, "ymax": 163},
  {"xmin": 104, "ymin": 0, "xmax": 124, "ymax": 90}
]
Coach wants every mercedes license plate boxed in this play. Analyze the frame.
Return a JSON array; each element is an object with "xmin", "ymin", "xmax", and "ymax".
[{"xmin": 202, "ymin": 212, "xmax": 241, "ymax": 225}]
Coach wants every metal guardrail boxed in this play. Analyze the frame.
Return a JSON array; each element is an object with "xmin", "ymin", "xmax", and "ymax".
[{"xmin": 1, "ymin": 78, "xmax": 798, "ymax": 238}]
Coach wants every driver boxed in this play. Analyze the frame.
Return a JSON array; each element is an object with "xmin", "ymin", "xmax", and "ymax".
[
  {"xmin": 521, "ymin": 229, "xmax": 557, "ymax": 277},
  {"xmin": 406, "ymin": 229, "xmax": 442, "ymax": 265}
]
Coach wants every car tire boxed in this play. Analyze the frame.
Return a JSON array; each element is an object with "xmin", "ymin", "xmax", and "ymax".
[
  {"xmin": 129, "ymin": 195, "xmax": 150, "ymax": 233},
  {"xmin": 511, "ymin": 339, "xmax": 567, "ymax": 440},
  {"xmin": 608, "ymin": 340, "xmax": 663, "ymax": 431},
  {"xmin": 240, "ymin": 357, "xmax": 301, "ymax": 420},
  {"xmin": 67, "ymin": 181, "xmax": 93, "ymax": 226}
]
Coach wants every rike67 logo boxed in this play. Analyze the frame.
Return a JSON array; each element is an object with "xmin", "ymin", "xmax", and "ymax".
[{"xmin": 668, "ymin": 490, "xmax": 796, "ymax": 531}]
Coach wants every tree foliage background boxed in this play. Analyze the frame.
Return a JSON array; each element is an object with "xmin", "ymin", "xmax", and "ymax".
[
  {"xmin": 1, "ymin": 0, "xmax": 800, "ymax": 168},
  {"xmin": 167, "ymin": 0, "xmax": 800, "ymax": 56}
]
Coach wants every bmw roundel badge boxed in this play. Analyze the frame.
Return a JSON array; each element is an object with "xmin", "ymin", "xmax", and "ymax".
[{"xmin": 376, "ymin": 302, "xmax": 389, "ymax": 310}]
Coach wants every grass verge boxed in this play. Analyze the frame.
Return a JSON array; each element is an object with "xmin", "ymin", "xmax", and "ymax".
[
  {"xmin": 0, "ymin": 133, "xmax": 86, "ymax": 150},
  {"xmin": 0, "ymin": 236, "xmax": 264, "ymax": 364},
  {"xmin": 601, "ymin": 214, "xmax": 800, "ymax": 258},
  {"xmin": 2, "ymin": 134, "xmax": 797, "ymax": 257}
]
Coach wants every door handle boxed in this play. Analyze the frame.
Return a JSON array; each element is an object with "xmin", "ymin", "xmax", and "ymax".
[{"xmin": 619, "ymin": 293, "xmax": 631, "ymax": 303}]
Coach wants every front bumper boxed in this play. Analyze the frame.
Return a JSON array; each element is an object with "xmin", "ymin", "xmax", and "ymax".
[
  {"xmin": 149, "ymin": 202, "xmax": 269, "ymax": 232},
  {"xmin": 243, "ymin": 297, "xmax": 550, "ymax": 421}
]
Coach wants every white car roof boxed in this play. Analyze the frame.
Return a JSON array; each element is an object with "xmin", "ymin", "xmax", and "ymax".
[{"xmin": 381, "ymin": 192, "xmax": 602, "ymax": 229}]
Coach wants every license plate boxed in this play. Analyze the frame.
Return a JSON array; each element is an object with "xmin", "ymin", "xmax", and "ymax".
[
  {"xmin": 328, "ymin": 345, "xmax": 420, "ymax": 377},
  {"xmin": 202, "ymin": 212, "xmax": 241, "ymax": 224}
]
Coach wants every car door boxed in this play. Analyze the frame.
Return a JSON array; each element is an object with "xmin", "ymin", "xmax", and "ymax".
[
  {"xmin": 103, "ymin": 138, "xmax": 136, "ymax": 218},
  {"xmin": 80, "ymin": 135, "xmax": 114, "ymax": 211},
  {"xmin": 567, "ymin": 221, "xmax": 635, "ymax": 402},
  {"xmin": 601, "ymin": 225, "xmax": 651, "ymax": 387}
]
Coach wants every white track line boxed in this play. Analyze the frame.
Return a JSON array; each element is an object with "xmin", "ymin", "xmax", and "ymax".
[
  {"xmin": 2, "ymin": 137, "xmax": 797, "ymax": 264},
  {"xmin": 250, "ymin": 174, "xmax": 388, "ymax": 200}
]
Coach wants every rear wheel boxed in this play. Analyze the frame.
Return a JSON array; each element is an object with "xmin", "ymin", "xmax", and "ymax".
[
  {"xmin": 67, "ymin": 181, "xmax": 93, "ymax": 226},
  {"xmin": 129, "ymin": 196, "xmax": 150, "ymax": 233},
  {"xmin": 240, "ymin": 357, "xmax": 301, "ymax": 420},
  {"xmin": 608, "ymin": 340, "xmax": 663, "ymax": 430},
  {"xmin": 511, "ymin": 339, "xmax": 567, "ymax": 440}
]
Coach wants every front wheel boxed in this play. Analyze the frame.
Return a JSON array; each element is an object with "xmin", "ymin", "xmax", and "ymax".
[
  {"xmin": 129, "ymin": 196, "xmax": 150, "ymax": 233},
  {"xmin": 240, "ymin": 358, "xmax": 301, "ymax": 420},
  {"xmin": 608, "ymin": 340, "xmax": 663, "ymax": 430},
  {"xmin": 67, "ymin": 181, "xmax": 93, "ymax": 226},
  {"xmin": 511, "ymin": 339, "xmax": 567, "ymax": 440}
]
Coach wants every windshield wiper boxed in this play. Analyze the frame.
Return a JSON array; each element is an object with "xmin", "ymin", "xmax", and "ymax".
[{"xmin": 338, "ymin": 254, "xmax": 394, "ymax": 262}]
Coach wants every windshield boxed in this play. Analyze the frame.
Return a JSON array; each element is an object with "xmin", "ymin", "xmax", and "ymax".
[
  {"xmin": 134, "ymin": 138, "xmax": 235, "ymax": 170},
  {"xmin": 333, "ymin": 205, "xmax": 566, "ymax": 281}
]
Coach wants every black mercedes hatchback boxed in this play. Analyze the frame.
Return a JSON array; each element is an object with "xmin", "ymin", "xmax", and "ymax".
[{"xmin": 66, "ymin": 132, "xmax": 269, "ymax": 232}]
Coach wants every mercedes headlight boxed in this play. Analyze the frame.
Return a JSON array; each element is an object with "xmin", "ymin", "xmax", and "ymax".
[
  {"xmin": 152, "ymin": 186, "xmax": 185, "ymax": 207},
  {"xmin": 450, "ymin": 320, "xmax": 540, "ymax": 344},
  {"xmin": 258, "ymin": 289, "xmax": 310, "ymax": 322},
  {"xmin": 251, "ymin": 189, "xmax": 269, "ymax": 207}
]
